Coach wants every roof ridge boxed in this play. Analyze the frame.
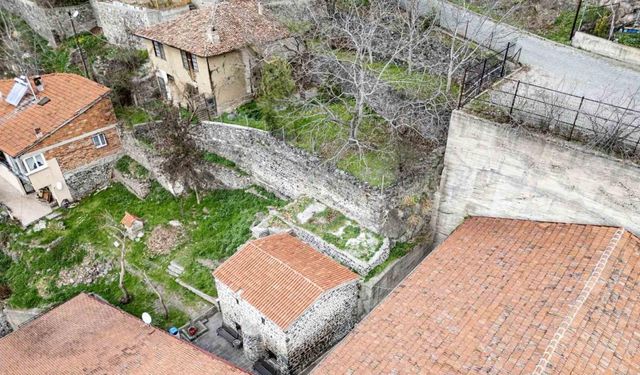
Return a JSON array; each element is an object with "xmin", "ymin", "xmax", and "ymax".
[
  {"xmin": 252, "ymin": 237, "xmax": 325, "ymax": 293},
  {"xmin": 532, "ymin": 227, "xmax": 626, "ymax": 374}
]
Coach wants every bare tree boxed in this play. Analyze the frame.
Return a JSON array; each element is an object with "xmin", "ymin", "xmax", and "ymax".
[
  {"xmin": 103, "ymin": 213, "xmax": 131, "ymax": 305},
  {"xmin": 151, "ymin": 104, "xmax": 208, "ymax": 204}
]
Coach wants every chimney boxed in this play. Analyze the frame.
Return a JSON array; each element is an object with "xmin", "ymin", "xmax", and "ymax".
[
  {"xmin": 257, "ymin": 1, "xmax": 263, "ymax": 15},
  {"xmin": 208, "ymin": 27, "xmax": 220, "ymax": 43},
  {"xmin": 33, "ymin": 75, "xmax": 44, "ymax": 92},
  {"xmin": 35, "ymin": 128, "xmax": 43, "ymax": 139}
]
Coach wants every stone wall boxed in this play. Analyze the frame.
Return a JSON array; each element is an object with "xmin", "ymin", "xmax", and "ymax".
[
  {"xmin": 0, "ymin": 0, "xmax": 96, "ymax": 46},
  {"xmin": 216, "ymin": 281, "xmax": 289, "ymax": 367},
  {"xmin": 434, "ymin": 110, "xmax": 640, "ymax": 243},
  {"xmin": 112, "ymin": 169, "xmax": 151, "ymax": 198},
  {"xmin": 90, "ymin": 0, "xmax": 189, "ymax": 47},
  {"xmin": 193, "ymin": 121, "xmax": 435, "ymax": 239},
  {"xmin": 572, "ymin": 31, "xmax": 640, "ymax": 66},
  {"xmin": 64, "ymin": 153, "xmax": 121, "ymax": 200},
  {"xmin": 120, "ymin": 126, "xmax": 252, "ymax": 194},
  {"xmin": 286, "ymin": 282, "xmax": 359, "ymax": 374}
]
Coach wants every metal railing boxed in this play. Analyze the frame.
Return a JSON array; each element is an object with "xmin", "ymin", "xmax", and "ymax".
[
  {"xmin": 466, "ymin": 78, "xmax": 640, "ymax": 156},
  {"xmin": 457, "ymin": 42, "xmax": 521, "ymax": 108}
]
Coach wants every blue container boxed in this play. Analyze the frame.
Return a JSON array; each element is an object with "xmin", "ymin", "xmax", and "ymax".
[{"xmin": 168, "ymin": 327, "xmax": 179, "ymax": 336}]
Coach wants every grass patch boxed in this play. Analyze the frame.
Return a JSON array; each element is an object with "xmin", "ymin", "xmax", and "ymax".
[
  {"xmin": 364, "ymin": 242, "xmax": 413, "ymax": 282},
  {"xmin": 115, "ymin": 155, "xmax": 150, "ymax": 180},
  {"xmin": 280, "ymin": 197, "xmax": 383, "ymax": 261},
  {"xmin": 0, "ymin": 183, "xmax": 283, "ymax": 327},
  {"xmin": 116, "ymin": 106, "xmax": 153, "ymax": 127},
  {"xmin": 203, "ymin": 152, "xmax": 247, "ymax": 176}
]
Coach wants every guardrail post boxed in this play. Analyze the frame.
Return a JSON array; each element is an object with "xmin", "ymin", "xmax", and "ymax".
[
  {"xmin": 478, "ymin": 59, "xmax": 488, "ymax": 94},
  {"xmin": 509, "ymin": 80, "xmax": 521, "ymax": 115},
  {"xmin": 570, "ymin": 0, "xmax": 583, "ymax": 41},
  {"xmin": 457, "ymin": 69, "xmax": 468, "ymax": 109},
  {"xmin": 500, "ymin": 42, "xmax": 511, "ymax": 77},
  {"xmin": 569, "ymin": 96, "xmax": 585, "ymax": 141}
]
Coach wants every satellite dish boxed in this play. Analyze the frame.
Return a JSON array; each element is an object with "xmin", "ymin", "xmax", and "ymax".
[
  {"xmin": 55, "ymin": 181, "xmax": 63, "ymax": 191},
  {"xmin": 141, "ymin": 312, "xmax": 152, "ymax": 325}
]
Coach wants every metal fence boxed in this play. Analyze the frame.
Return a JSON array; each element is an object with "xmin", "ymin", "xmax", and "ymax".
[
  {"xmin": 466, "ymin": 78, "xmax": 640, "ymax": 156},
  {"xmin": 457, "ymin": 42, "xmax": 521, "ymax": 108}
]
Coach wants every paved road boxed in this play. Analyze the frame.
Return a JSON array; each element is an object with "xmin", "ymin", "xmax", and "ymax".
[{"xmin": 407, "ymin": 0, "xmax": 640, "ymax": 109}]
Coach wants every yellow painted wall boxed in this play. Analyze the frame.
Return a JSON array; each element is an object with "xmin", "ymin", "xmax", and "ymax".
[
  {"xmin": 28, "ymin": 158, "xmax": 72, "ymax": 204},
  {"xmin": 145, "ymin": 40, "xmax": 252, "ymax": 113}
]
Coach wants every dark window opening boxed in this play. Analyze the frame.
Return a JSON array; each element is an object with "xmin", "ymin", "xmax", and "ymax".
[
  {"xmin": 266, "ymin": 349, "xmax": 277, "ymax": 360},
  {"xmin": 234, "ymin": 322, "xmax": 241, "ymax": 331},
  {"xmin": 235, "ymin": 298, "xmax": 239, "ymax": 304},
  {"xmin": 261, "ymin": 317, "xmax": 265, "ymax": 325},
  {"xmin": 152, "ymin": 41, "xmax": 165, "ymax": 59},
  {"xmin": 181, "ymin": 50, "xmax": 199, "ymax": 77}
]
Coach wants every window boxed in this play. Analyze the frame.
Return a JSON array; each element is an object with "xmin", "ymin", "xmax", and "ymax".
[
  {"xmin": 180, "ymin": 50, "xmax": 199, "ymax": 74},
  {"xmin": 23, "ymin": 153, "xmax": 46, "ymax": 173},
  {"xmin": 92, "ymin": 133, "xmax": 107, "ymax": 148},
  {"xmin": 152, "ymin": 41, "xmax": 165, "ymax": 59}
]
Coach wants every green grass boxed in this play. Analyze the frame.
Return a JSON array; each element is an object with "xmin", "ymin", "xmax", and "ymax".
[
  {"xmin": 203, "ymin": 152, "xmax": 247, "ymax": 176},
  {"xmin": 280, "ymin": 198, "xmax": 383, "ymax": 261},
  {"xmin": 115, "ymin": 155, "xmax": 150, "ymax": 180},
  {"xmin": 0, "ymin": 183, "xmax": 283, "ymax": 327},
  {"xmin": 364, "ymin": 242, "xmax": 414, "ymax": 281},
  {"xmin": 617, "ymin": 33, "xmax": 640, "ymax": 48},
  {"xmin": 116, "ymin": 106, "xmax": 153, "ymax": 127}
]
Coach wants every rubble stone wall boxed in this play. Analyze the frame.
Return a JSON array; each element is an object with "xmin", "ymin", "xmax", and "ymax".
[
  {"xmin": 0, "ymin": 0, "xmax": 95, "ymax": 46},
  {"xmin": 64, "ymin": 153, "xmax": 120, "ymax": 200},
  {"xmin": 89, "ymin": 0, "xmax": 189, "ymax": 47}
]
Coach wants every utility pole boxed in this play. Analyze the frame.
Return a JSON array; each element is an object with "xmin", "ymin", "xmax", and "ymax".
[
  {"xmin": 570, "ymin": 0, "xmax": 583, "ymax": 41},
  {"xmin": 67, "ymin": 10, "xmax": 91, "ymax": 80}
]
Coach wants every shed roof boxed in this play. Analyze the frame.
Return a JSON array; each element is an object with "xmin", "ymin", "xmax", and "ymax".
[
  {"xmin": 213, "ymin": 232, "xmax": 359, "ymax": 329},
  {"xmin": 0, "ymin": 73, "xmax": 111, "ymax": 157},
  {"xmin": 135, "ymin": 1, "xmax": 289, "ymax": 57},
  {"xmin": 0, "ymin": 293, "xmax": 247, "ymax": 374},
  {"xmin": 314, "ymin": 217, "xmax": 640, "ymax": 374}
]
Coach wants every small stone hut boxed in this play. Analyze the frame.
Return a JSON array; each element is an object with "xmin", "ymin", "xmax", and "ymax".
[{"xmin": 213, "ymin": 232, "xmax": 359, "ymax": 374}]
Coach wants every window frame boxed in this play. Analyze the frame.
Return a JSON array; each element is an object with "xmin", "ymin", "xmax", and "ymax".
[
  {"xmin": 92, "ymin": 133, "xmax": 108, "ymax": 149},
  {"xmin": 23, "ymin": 153, "xmax": 46, "ymax": 174},
  {"xmin": 180, "ymin": 50, "xmax": 199, "ymax": 75},
  {"xmin": 152, "ymin": 41, "xmax": 165, "ymax": 60}
]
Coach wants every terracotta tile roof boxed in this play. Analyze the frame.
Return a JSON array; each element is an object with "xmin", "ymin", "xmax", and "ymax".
[
  {"xmin": 0, "ymin": 73, "xmax": 111, "ymax": 157},
  {"xmin": 213, "ymin": 232, "xmax": 359, "ymax": 329},
  {"xmin": 0, "ymin": 293, "xmax": 247, "ymax": 374},
  {"xmin": 135, "ymin": 1, "xmax": 289, "ymax": 57},
  {"xmin": 313, "ymin": 217, "xmax": 640, "ymax": 374},
  {"xmin": 121, "ymin": 211, "xmax": 142, "ymax": 228}
]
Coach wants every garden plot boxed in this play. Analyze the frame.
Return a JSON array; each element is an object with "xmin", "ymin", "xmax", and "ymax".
[{"xmin": 253, "ymin": 197, "xmax": 391, "ymax": 275}]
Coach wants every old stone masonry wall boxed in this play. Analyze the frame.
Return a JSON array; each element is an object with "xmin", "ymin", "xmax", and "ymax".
[
  {"xmin": 89, "ymin": 0, "xmax": 189, "ymax": 47},
  {"xmin": 64, "ymin": 153, "xmax": 121, "ymax": 200},
  {"xmin": 193, "ymin": 121, "xmax": 408, "ymax": 238},
  {"xmin": 0, "ymin": 0, "xmax": 96, "ymax": 46},
  {"xmin": 286, "ymin": 282, "xmax": 359, "ymax": 374}
]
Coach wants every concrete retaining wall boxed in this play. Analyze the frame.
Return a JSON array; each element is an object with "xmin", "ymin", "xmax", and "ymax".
[
  {"xmin": 433, "ymin": 110, "xmax": 640, "ymax": 243},
  {"xmin": 572, "ymin": 31, "xmax": 640, "ymax": 67},
  {"xmin": 357, "ymin": 242, "xmax": 432, "ymax": 319},
  {"xmin": 0, "ymin": 0, "xmax": 96, "ymax": 46}
]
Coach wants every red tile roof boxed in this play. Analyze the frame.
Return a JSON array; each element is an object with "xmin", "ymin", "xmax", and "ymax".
[
  {"xmin": 121, "ymin": 211, "xmax": 142, "ymax": 228},
  {"xmin": 213, "ymin": 233, "xmax": 359, "ymax": 329},
  {"xmin": 0, "ymin": 293, "xmax": 247, "ymax": 374},
  {"xmin": 313, "ymin": 217, "xmax": 640, "ymax": 374},
  {"xmin": 135, "ymin": 1, "xmax": 289, "ymax": 57},
  {"xmin": 0, "ymin": 73, "xmax": 111, "ymax": 157}
]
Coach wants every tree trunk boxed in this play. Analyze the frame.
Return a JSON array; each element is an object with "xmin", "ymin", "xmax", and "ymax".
[
  {"xmin": 119, "ymin": 243, "xmax": 131, "ymax": 304},
  {"xmin": 142, "ymin": 270, "xmax": 168, "ymax": 319}
]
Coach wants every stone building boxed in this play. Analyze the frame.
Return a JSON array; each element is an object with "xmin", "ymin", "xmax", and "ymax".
[
  {"xmin": 213, "ymin": 232, "xmax": 360, "ymax": 374},
  {"xmin": 134, "ymin": 1, "xmax": 291, "ymax": 114},
  {"xmin": 0, "ymin": 73, "xmax": 122, "ymax": 205}
]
